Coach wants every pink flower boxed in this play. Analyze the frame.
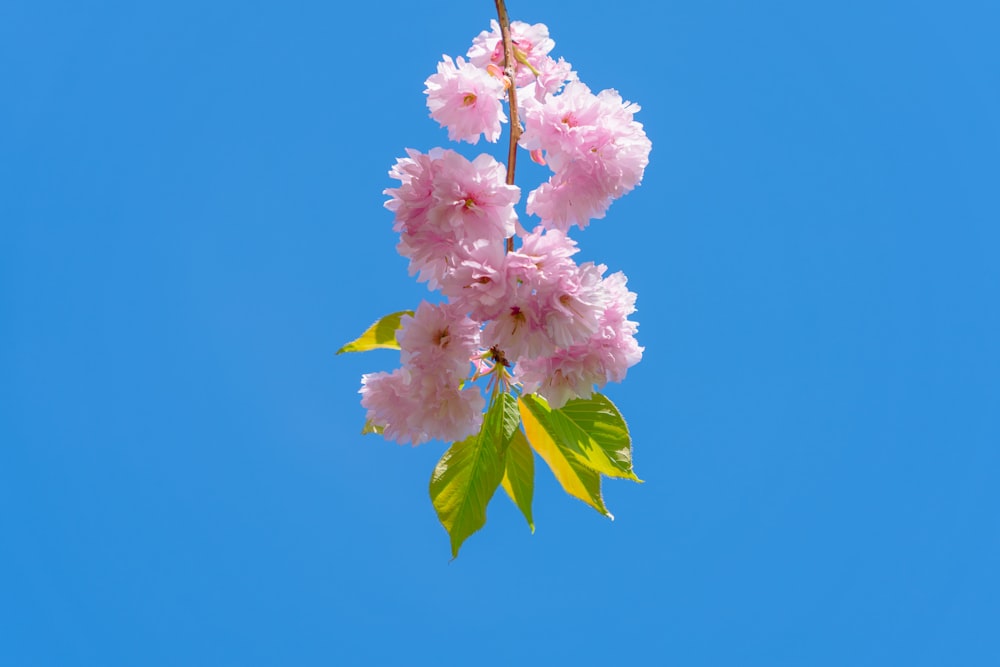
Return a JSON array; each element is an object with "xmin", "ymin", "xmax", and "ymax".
[
  {"xmin": 521, "ymin": 82, "xmax": 652, "ymax": 230},
  {"xmin": 425, "ymin": 55, "xmax": 507, "ymax": 144},
  {"xmin": 438, "ymin": 240, "xmax": 510, "ymax": 321},
  {"xmin": 384, "ymin": 149, "xmax": 520, "ymax": 288},
  {"xmin": 428, "ymin": 151, "xmax": 519, "ymax": 244},
  {"xmin": 503, "ymin": 226, "xmax": 581, "ymax": 304},
  {"xmin": 515, "ymin": 225, "xmax": 580, "ymax": 271},
  {"xmin": 384, "ymin": 148, "xmax": 440, "ymax": 234},
  {"xmin": 359, "ymin": 368, "xmax": 423, "ymax": 444},
  {"xmin": 511, "ymin": 228, "xmax": 605, "ymax": 349},
  {"xmin": 397, "ymin": 301, "xmax": 481, "ymax": 377},
  {"xmin": 515, "ymin": 270, "xmax": 642, "ymax": 408},
  {"xmin": 395, "ymin": 227, "xmax": 462, "ymax": 289},
  {"xmin": 598, "ymin": 271, "xmax": 639, "ymax": 328},
  {"xmin": 515, "ymin": 347, "xmax": 603, "ymax": 409},
  {"xmin": 467, "ymin": 20, "xmax": 559, "ymax": 89},
  {"xmin": 410, "ymin": 372, "xmax": 486, "ymax": 444},
  {"xmin": 481, "ymin": 303, "xmax": 554, "ymax": 362},
  {"xmin": 360, "ymin": 299, "xmax": 487, "ymax": 446},
  {"xmin": 524, "ymin": 56, "xmax": 575, "ymax": 102},
  {"xmin": 537, "ymin": 260, "xmax": 607, "ymax": 350},
  {"xmin": 525, "ymin": 164, "xmax": 611, "ymax": 231},
  {"xmin": 473, "ymin": 227, "xmax": 611, "ymax": 361},
  {"xmin": 590, "ymin": 271, "xmax": 643, "ymax": 384},
  {"xmin": 360, "ymin": 367, "xmax": 485, "ymax": 445}
]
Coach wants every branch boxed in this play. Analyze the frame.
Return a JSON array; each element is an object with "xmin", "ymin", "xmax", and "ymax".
[{"xmin": 494, "ymin": 0, "xmax": 520, "ymax": 252}]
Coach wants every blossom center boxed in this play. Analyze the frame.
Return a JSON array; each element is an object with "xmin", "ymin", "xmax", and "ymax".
[
  {"xmin": 436, "ymin": 327, "xmax": 450, "ymax": 348},
  {"xmin": 508, "ymin": 305, "xmax": 526, "ymax": 333}
]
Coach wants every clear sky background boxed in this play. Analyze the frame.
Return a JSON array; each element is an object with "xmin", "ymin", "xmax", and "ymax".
[{"xmin": 2, "ymin": 1, "xmax": 998, "ymax": 664}]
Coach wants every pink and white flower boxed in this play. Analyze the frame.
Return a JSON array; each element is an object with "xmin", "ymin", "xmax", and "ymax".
[
  {"xmin": 437, "ymin": 240, "xmax": 509, "ymax": 322},
  {"xmin": 525, "ymin": 164, "xmax": 612, "ymax": 231},
  {"xmin": 481, "ymin": 302, "xmax": 554, "ymax": 362},
  {"xmin": 385, "ymin": 148, "xmax": 520, "ymax": 289},
  {"xmin": 425, "ymin": 55, "xmax": 507, "ymax": 144},
  {"xmin": 397, "ymin": 301, "xmax": 481, "ymax": 377},
  {"xmin": 384, "ymin": 148, "xmax": 441, "ymax": 234},
  {"xmin": 515, "ymin": 270, "xmax": 642, "ymax": 408},
  {"xmin": 521, "ymin": 81, "xmax": 652, "ymax": 230},
  {"xmin": 467, "ymin": 20, "xmax": 560, "ymax": 90},
  {"xmin": 410, "ymin": 372, "xmax": 486, "ymax": 444},
  {"xmin": 428, "ymin": 150, "xmax": 519, "ymax": 244},
  {"xmin": 360, "ymin": 367, "xmax": 485, "ymax": 446},
  {"xmin": 359, "ymin": 368, "xmax": 422, "ymax": 444}
]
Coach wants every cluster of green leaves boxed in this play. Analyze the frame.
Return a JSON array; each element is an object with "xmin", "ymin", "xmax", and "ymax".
[{"xmin": 339, "ymin": 312, "xmax": 641, "ymax": 558}]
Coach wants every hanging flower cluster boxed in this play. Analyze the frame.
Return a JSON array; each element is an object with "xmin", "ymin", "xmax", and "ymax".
[{"xmin": 340, "ymin": 8, "xmax": 651, "ymax": 557}]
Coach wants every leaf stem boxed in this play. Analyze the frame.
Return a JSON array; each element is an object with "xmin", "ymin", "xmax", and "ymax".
[{"xmin": 494, "ymin": 0, "xmax": 520, "ymax": 253}]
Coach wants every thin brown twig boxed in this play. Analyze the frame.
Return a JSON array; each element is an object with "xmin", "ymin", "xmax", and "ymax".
[{"xmin": 494, "ymin": 0, "xmax": 520, "ymax": 252}]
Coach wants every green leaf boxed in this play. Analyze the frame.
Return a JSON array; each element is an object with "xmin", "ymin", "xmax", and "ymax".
[
  {"xmin": 518, "ymin": 395, "xmax": 612, "ymax": 519},
  {"xmin": 494, "ymin": 391, "xmax": 522, "ymax": 454},
  {"xmin": 360, "ymin": 419, "xmax": 384, "ymax": 436},
  {"xmin": 429, "ymin": 393, "xmax": 517, "ymax": 558},
  {"xmin": 559, "ymin": 393, "xmax": 642, "ymax": 481},
  {"xmin": 335, "ymin": 310, "xmax": 413, "ymax": 354},
  {"xmin": 518, "ymin": 393, "xmax": 641, "ymax": 482},
  {"xmin": 501, "ymin": 428, "xmax": 535, "ymax": 532}
]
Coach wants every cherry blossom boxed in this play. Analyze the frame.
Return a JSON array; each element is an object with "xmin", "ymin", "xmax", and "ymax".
[
  {"xmin": 515, "ymin": 271, "xmax": 643, "ymax": 409},
  {"xmin": 363, "ymin": 18, "xmax": 648, "ymax": 443},
  {"xmin": 467, "ymin": 20, "xmax": 557, "ymax": 89},
  {"xmin": 521, "ymin": 82, "xmax": 652, "ymax": 231},
  {"xmin": 360, "ymin": 367, "xmax": 485, "ymax": 446},
  {"xmin": 385, "ymin": 148, "xmax": 519, "ymax": 289},
  {"xmin": 359, "ymin": 369, "xmax": 421, "ymax": 444},
  {"xmin": 397, "ymin": 301, "xmax": 481, "ymax": 377},
  {"xmin": 425, "ymin": 55, "xmax": 507, "ymax": 144}
]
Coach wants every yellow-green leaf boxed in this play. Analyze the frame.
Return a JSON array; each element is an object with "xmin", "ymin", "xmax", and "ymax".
[
  {"xmin": 494, "ymin": 391, "xmax": 521, "ymax": 454},
  {"xmin": 429, "ymin": 395, "xmax": 514, "ymax": 558},
  {"xmin": 519, "ymin": 393, "xmax": 641, "ymax": 482},
  {"xmin": 360, "ymin": 419, "xmax": 384, "ymax": 436},
  {"xmin": 518, "ymin": 395, "xmax": 612, "ymax": 519},
  {"xmin": 336, "ymin": 310, "xmax": 413, "ymax": 354},
  {"xmin": 501, "ymin": 428, "xmax": 535, "ymax": 532}
]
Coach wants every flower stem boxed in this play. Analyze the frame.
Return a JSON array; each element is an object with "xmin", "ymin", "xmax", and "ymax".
[{"xmin": 494, "ymin": 0, "xmax": 520, "ymax": 253}]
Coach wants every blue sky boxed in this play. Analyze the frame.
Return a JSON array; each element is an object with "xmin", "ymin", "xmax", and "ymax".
[{"xmin": 2, "ymin": 0, "xmax": 998, "ymax": 664}]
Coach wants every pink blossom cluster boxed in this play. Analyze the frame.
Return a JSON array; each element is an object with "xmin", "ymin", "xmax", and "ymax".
[
  {"xmin": 424, "ymin": 20, "xmax": 652, "ymax": 233},
  {"xmin": 360, "ymin": 21, "xmax": 647, "ymax": 444},
  {"xmin": 520, "ymin": 82, "xmax": 652, "ymax": 231},
  {"xmin": 360, "ymin": 302, "xmax": 485, "ymax": 445}
]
